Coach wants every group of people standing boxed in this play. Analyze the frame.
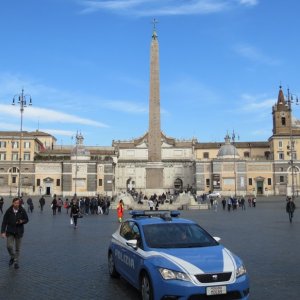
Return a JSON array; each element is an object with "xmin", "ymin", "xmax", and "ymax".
[{"xmin": 209, "ymin": 196, "xmax": 256, "ymax": 212}]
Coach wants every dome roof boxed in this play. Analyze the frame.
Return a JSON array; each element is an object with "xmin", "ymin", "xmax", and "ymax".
[{"xmin": 217, "ymin": 134, "xmax": 239, "ymax": 158}]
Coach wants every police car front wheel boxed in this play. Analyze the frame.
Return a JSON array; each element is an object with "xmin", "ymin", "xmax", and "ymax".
[
  {"xmin": 140, "ymin": 272, "xmax": 153, "ymax": 300},
  {"xmin": 108, "ymin": 251, "xmax": 120, "ymax": 278}
]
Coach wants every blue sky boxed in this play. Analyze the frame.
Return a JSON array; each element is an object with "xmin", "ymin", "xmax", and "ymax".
[{"xmin": 1, "ymin": 0, "xmax": 300, "ymax": 146}]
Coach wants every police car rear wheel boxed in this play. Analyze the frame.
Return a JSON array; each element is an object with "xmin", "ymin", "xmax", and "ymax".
[
  {"xmin": 140, "ymin": 272, "xmax": 153, "ymax": 300},
  {"xmin": 108, "ymin": 251, "xmax": 119, "ymax": 278}
]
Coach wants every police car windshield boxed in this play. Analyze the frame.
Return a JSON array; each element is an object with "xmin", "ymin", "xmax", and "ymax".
[{"xmin": 143, "ymin": 223, "xmax": 218, "ymax": 249}]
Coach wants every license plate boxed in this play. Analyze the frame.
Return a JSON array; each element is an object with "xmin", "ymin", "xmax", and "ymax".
[{"xmin": 206, "ymin": 286, "xmax": 227, "ymax": 295}]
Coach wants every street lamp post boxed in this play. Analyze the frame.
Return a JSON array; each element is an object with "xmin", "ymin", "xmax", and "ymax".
[
  {"xmin": 75, "ymin": 141, "xmax": 78, "ymax": 197},
  {"xmin": 12, "ymin": 89, "xmax": 32, "ymax": 198},
  {"xmin": 231, "ymin": 130, "xmax": 239, "ymax": 198},
  {"xmin": 286, "ymin": 88, "xmax": 299, "ymax": 200},
  {"xmin": 9, "ymin": 138, "xmax": 14, "ymax": 198}
]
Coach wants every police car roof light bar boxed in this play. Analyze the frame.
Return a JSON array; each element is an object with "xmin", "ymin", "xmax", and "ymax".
[{"xmin": 129, "ymin": 210, "xmax": 180, "ymax": 219}]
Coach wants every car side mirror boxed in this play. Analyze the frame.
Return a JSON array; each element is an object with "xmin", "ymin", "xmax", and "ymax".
[
  {"xmin": 126, "ymin": 239, "xmax": 138, "ymax": 250},
  {"xmin": 213, "ymin": 237, "xmax": 221, "ymax": 242}
]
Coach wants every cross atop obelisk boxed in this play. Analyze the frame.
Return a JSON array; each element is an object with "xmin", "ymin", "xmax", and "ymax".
[{"xmin": 152, "ymin": 18, "xmax": 158, "ymax": 30}]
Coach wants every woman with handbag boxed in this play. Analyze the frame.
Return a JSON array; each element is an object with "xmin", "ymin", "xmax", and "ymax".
[{"xmin": 70, "ymin": 200, "xmax": 80, "ymax": 229}]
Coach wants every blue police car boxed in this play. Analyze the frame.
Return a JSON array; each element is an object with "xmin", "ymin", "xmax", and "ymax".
[{"xmin": 108, "ymin": 210, "xmax": 249, "ymax": 300}]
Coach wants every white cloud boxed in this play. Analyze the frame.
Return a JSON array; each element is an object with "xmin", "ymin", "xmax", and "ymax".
[
  {"xmin": 243, "ymin": 98, "xmax": 275, "ymax": 111},
  {"xmin": 0, "ymin": 104, "xmax": 109, "ymax": 128},
  {"xmin": 80, "ymin": 0, "xmax": 150, "ymax": 13},
  {"xmin": 0, "ymin": 122, "xmax": 20, "ymax": 131},
  {"xmin": 234, "ymin": 44, "xmax": 281, "ymax": 66},
  {"xmin": 78, "ymin": 0, "xmax": 256, "ymax": 16},
  {"xmin": 234, "ymin": 93, "xmax": 276, "ymax": 115},
  {"xmin": 40, "ymin": 129, "xmax": 75, "ymax": 137}
]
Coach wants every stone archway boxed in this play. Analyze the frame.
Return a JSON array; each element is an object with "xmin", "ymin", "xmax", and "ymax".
[{"xmin": 43, "ymin": 177, "xmax": 54, "ymax": 196}]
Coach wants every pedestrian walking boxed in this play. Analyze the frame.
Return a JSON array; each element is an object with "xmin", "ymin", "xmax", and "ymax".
[
  {"xmin": 64, "ymin": 198, "xmax": 70, "ymax": 214},
  {"xmin": 213, "ymin": 198, "xmax": 218, "ymax": 212},
  {"xmin": 221, "ymin": 198, "xmax": 226, "ymax": 210},
  {"xmin": 70, "ymin": 200, "xmax": 80, "ymax": 229},
  {"xmin": 26, "ymin": 197, "xmax": 34, "ymax": 213},
  {"xmin": 1, "ymin": 197, "xmax": 29, "ymax": 269},
  {"xmin": 105, "ymin": 198, "xmax": 110, "ymax": 215},
  {"xmin": 148, "ymin": 199, "xmax": 154, "ymax": 211},
  {"xmin": 241, "ymin": 197, "xmax": 246, "ymax": 210},
  {"xmin": 248, "ymin": 197, "xmax": 252, "ymax": 207},
  {"xmin": 210, "ymin": 197, "xmax": 214, "ymax": 209},
  {"xmin": 232, "ymin": 198, "xmax": 238, "ymax": 210},
  {"xmin": 39, "ymin": 196, "xmax": 45, "ymax": 212},
  {"xmin": 51, "ymin": 195, "xmax": 58, "ymax": 215},
  {"xmin": 0, "ymin": 196, "xmax": 4, "ymax": 214},
  {"xmin": 286, "ymin": 197, "xmax": 296, "ymax": 223},
  {"xmin": 227, "ymin": 197, "xmax": 232, "ymax": 212},
  {"xmin": 117, "ymin": 199, "xmax": 124, "ymax": 223},
  {"xmin": 57, "ymin": 197, "xmax": 63, "ymax": 213},
  {"xmin": 85, "ymin": 197, "xmax": 90, "ymax": 215}
]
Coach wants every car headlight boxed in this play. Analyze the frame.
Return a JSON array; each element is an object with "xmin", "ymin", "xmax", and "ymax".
[
  {"xmin": 236, "ymin": 265, "xmax": 247, "ymax": 277},
  {"xmin": 158, "ymin": 268, "xmax": 191, "ymax": 282}
]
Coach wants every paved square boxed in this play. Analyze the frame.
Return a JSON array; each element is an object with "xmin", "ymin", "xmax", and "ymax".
[{"xmin": 0, "ymin": 196, "xmax": 299, "ymax": 299}]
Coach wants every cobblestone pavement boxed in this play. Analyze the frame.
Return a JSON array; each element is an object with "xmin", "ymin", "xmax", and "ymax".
[{"xmin": 0, "ymin": 196, "xmax": 299, "ymax": 300}]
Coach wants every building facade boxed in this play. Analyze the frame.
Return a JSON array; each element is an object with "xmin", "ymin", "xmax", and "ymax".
[
  {"xmin": 1, "ymin": 26, "xmax": 299, "ymax": 198},
  {"xmin": 0, "ymin": 89, "xmax": 299, "ymax": 198}
]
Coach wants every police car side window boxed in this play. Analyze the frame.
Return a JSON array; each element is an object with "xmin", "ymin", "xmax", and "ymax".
[
  {"xmin": 132, "ymin": 224, "xmax": 140, "ymax": 238},
  {"xmin": 131, "ymin": 223, "xmax": 143, "ymax": 249},
  {"xmin": 120, "ymin": 222, "xmax": 133, "ymax": 240}
]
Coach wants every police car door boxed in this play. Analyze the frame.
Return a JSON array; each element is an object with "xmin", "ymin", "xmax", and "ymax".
[{"xmin": 121, "ymin": 221, "xmax": 143, "ymax": 287}]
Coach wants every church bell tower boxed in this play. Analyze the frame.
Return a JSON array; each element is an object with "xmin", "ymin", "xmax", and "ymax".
[{"xmin": 272, "ymin": 86, "xmax": 292, "ymax": 136}]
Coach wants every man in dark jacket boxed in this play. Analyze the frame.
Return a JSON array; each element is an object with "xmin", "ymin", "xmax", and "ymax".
[
  {"xmin": 39, "ymin": 196, "xmax": 45, "ymax": 212},
  {"xmin": 1, "ymin": 197, "xmax": 29, "ymax": 269},
  {"xmin": 286, "ymin": 197, "xmax": 296, "ymax": 223}
]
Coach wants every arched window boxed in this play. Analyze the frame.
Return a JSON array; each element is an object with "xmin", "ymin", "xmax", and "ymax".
[{"xmin": 9, "ymin": 167, "xmax": 19, "ymax": 174}]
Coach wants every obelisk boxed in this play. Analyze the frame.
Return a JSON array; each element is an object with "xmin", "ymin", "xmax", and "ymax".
[{"xmin": 146, "ymin": 19, "xmax": 164, "ymax": 191}]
